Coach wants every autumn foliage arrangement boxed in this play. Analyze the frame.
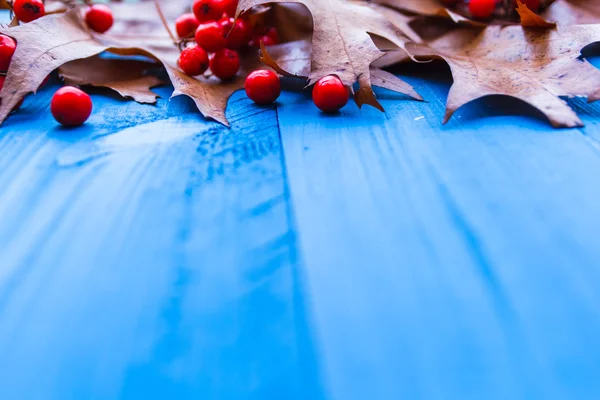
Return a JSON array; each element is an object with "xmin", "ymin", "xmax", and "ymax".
[{"xmin": 0, "ymin": 0, "xmax": 599, "ymax": 128}]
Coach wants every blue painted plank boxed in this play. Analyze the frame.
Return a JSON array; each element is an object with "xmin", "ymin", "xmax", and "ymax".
[
  {"xmin": 275, "ymin": 62, "xmax": 600, "ymax": 399},
  {"xmin": 0, "ymin": 81, "xmax": 322, "ymax": 399}
]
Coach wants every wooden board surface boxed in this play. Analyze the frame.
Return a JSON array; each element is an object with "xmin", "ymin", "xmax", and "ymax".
[{"xmin": 1, "ymin": 60, "xmax": 600, "ymax": 398}]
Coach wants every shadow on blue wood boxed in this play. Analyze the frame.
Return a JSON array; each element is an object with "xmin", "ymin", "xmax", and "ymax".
[{"xmin": 1, "ymin": 56, "xmax": 600, "ymax": 399}]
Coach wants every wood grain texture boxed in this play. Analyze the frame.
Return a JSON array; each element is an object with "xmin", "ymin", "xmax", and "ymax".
[
  {"xmin": 0, "ymin": 81, "xmax": 322, "ymax": 399},
  {"xmin": 276, "ymin": 61, "xmax": 600, "ymax": 399},
  {"xmin": 2, "ymin": 50, "xmax": 600, "ymax": 400}
]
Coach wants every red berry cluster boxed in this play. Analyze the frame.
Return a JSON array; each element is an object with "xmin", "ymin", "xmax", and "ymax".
[
  {"xmin": 11, "ymin": 0, "xmax": 113, "ymax": 32},
  {"xmin": 176, "ymin": 0, "xmax": 280, "ymax": 80},
  {"xmin": 442, "ymin": 0, "xmax": 542, "ymax": 20}
]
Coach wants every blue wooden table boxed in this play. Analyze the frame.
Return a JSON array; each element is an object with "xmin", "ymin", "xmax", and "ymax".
[{"xmin": 2, "ymin": 50, "xmax": 600, "ymax": 398}]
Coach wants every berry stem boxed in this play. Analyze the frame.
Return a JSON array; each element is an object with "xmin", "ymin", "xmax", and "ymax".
[{"xmin": 153, "ymin": 0, "xmax": 178, "ymax": 48}]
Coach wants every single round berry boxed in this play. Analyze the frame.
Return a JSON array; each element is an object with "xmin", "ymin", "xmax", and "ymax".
[
  {"xmin": 210, "ymin": 49, "xmax": 240, "ymax": 80},
  {"xmin": 13, "ymin": 0, "xmax": 45, "ymax": 23},
  {"xmin": 175, "ymin": 13, "xmax": 199, "ymax": 38},
  {"xmin": 253, "ymin": 35, "xmax": 275, "ymax": 47},
  {"xmin": 222, "ymin": 0, "xmax": 239, "ymax": 17},
  {"xmin": 51, "ymin": 86, "xmax": 93, "ymax": 127},
  {"xmin": 222, "ymin": 18, "xmax": 252, "ymax": 49},
  {"xmin": 85, "ymin": 4, "xmax": 114, "ymax": 34},
  {"xmin": 266, "ymin": 27, "xmax": 280, "ymax": 44},
  {"xmin": 312, "ymin": 75, "xmax": 349, "ymax": 113},
  {"xmin": 245, "ymin": 70, "xmax": 281, "ymax": 105},
  {"xmin": 193, "ymin": 0, "xmax": 224, "ymax": 23},
  {"xmin": 468, "ymin": 0, "xmax": 496, "ymax": 19},
  {"xmin": 0, "ymin": 76, "xmax": 24, "ymax": 112},
  {"xmin": 178, "ymin": 46, "xmax": 209, "ymax": 76},
  {"xmin": 0, "ymin": 34, "xmax": 16, "ymax": 71},
  {"xmin": 195, "ymin": 21, "xmax": 227, "ymax": 53}
]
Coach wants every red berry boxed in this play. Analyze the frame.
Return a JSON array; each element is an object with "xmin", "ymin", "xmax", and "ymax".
[
  {"xmin": 85, "ymin": 4, "xmax": 114, "ymax": 34},
  {"xmin": 253, "ymin": 35, "xmax": 275, "ymax": 47},
  {"xmin": 219, "ymin": 15, "xmax": 234, "ymax": 32},
  {"xmin": 51, "ymin": 86, "xmax": 93, "ymax": 127},
  {"xmin": 0, "ymin": 76, "xmax": 24, "ymax": 112},
  {"xmin": 266, "ymin": 27, "xmax": 280, "ymax": 44},
  {"xmin": 13, "ymin": 0, "xmax": 45, "ymax": 23},
  {"xmin": 210, "ymin": 49, "xmax": 240, "ymax": 80},
  {"xmin": 222, "ymin": 0, "xmax": 238, "ymax": 17},
  {"xmin": 222, "ymin": 18, "xmax": 251, "ymax": 49},
  {"xmin": 312, "ymin": 75, "xmax": 349, "ymax": 113},
  {"xmin": 195, "ymin": 22, "xmax": 226, "ymax": 53},
  {"xmin": 0, "ymin": 34, "xmax": 16, "ymax": 71},
  {"xmin": 468, "ymin": 0, "xmax": 496, "ymax": 19},
  {"xmin": 178, "ymin": 46, "xmax": 209, "ymax": 76},
  {"xmin": 245, "ymin": 70, "xmax": 280, "ymax": 105},
  {"xmin": 193, "ymin": 0, "xmax": 224, "ymax": 23},
  {"xmin": 175, "ymin": 13, "xmax": 199, "ymax": 38}
]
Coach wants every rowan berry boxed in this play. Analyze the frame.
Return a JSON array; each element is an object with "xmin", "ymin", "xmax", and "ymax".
[
  {"xmin": 195, "ymin": 22, "xmax": 227, "ymax": 53},
  {"xmin": 85, "ymin": 4, "xmax": 114, "ymax": 34},
  {"xmin": 266, "ymin": 27, "xmax": 280, "ymax": 44},
  {"xmin": 221, "ymin": 17, "xmax": 252, "ymax": 49},
  {"xmin": 312, "ymin": 75, "xmax": 349, "ymax": 113},
  {"xmin": 245, "ymin": 70, "xmax": 280, "ymax": 105},
  {"xmin": 178, "ymin": 46, "xmax": 209, "ymax": 76},
  {"xmin": 210, "ymin": 49, "xmax": 240, "ymax": 80},
  {"xmin": 175, "ymin": 13, "xmax": 199, "ymax": 38},
  {"xmin": 51, "ymin": 86, "xmax": 93, "ymax": 127},
  {"xmin": 193, "ymin": 0, "xmax": 224, "ymax": 23},
  {"xmin": 253, "ymin": 35, "xmax": 275, "ymax": 47},
  {"xmin": 222, "ymin": 0, "xmax": 238, "ymax": 17},
  {"xmin": 468, "ymin": 0, "xmax": 496, "ymax": 19},
  {"xmin": 0, "ymin": 76, "xmax": 24, "ymax": 112},
  {"xmin": 0, "ymin": 34, "xmax": 16, "ymax": 71},
  {"xmin": 13, "ymin": 0, "xmax": 45, "ymax": 23}
]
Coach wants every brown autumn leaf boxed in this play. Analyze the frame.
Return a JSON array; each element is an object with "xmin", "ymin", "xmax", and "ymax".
[
  {"xmin": 0, "ymin": 9, "xmax": 126, "ymax": 124},
  {"xmin": 59, "ymin": 57, "xmax": 163, "ymax": 104},
  {"xmin": 373, "ymin": 0, "xmax": 483, "ymax": 26},
  {"xmin": 0, "ymin": 2, "xmax": 262, "ymax": 126},
  {"xmin": 260, "ymin": 40, "xmax": 422, "ymax": 102},
  {"xmin": 542, "ymin": 0, "xmax": 600, "ymax": 24},
  {"xmin": 407, "ymin": 24, "xmax": 600, "ymax": 128},
  {"xmin": 516, "ymin": 0, "xmax": 556, "ymax": 28},
  {"xmin": 238, "ymin": 0, "xmax": 413, "ymax": 111}
]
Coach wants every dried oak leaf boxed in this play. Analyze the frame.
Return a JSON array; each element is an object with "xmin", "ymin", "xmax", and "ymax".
[
  {"xmin": 260, "ymin": 40, "xmax": 422, "ymax": 102},
  {"xmin": 238, "ymin": 0, "xmax": 412, "ymax": 110},
  {"xmin": 59, "ymin": 57, "xmax": 163, "ymax": 104},
  {"xmin": 0, "ymin": 3, "xmax": 258, "ymax": 126},
  {"xmin": 542, "ymin": 0, "xmax": 600, "ymax": 25},
  {"xmin": 516, "ymin": 0, "xmax": 556, "ymax": 28},
  {"xmin": 0, "ymin": 9, "xmax": 125, "ymax": 124},
  {"xmin": 407, "ymin": 24, "xmax": 600, "ymax": 128},
  {"xmin": 373, "ymin": 0, "xmax": 482, "ymax": 26}
]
